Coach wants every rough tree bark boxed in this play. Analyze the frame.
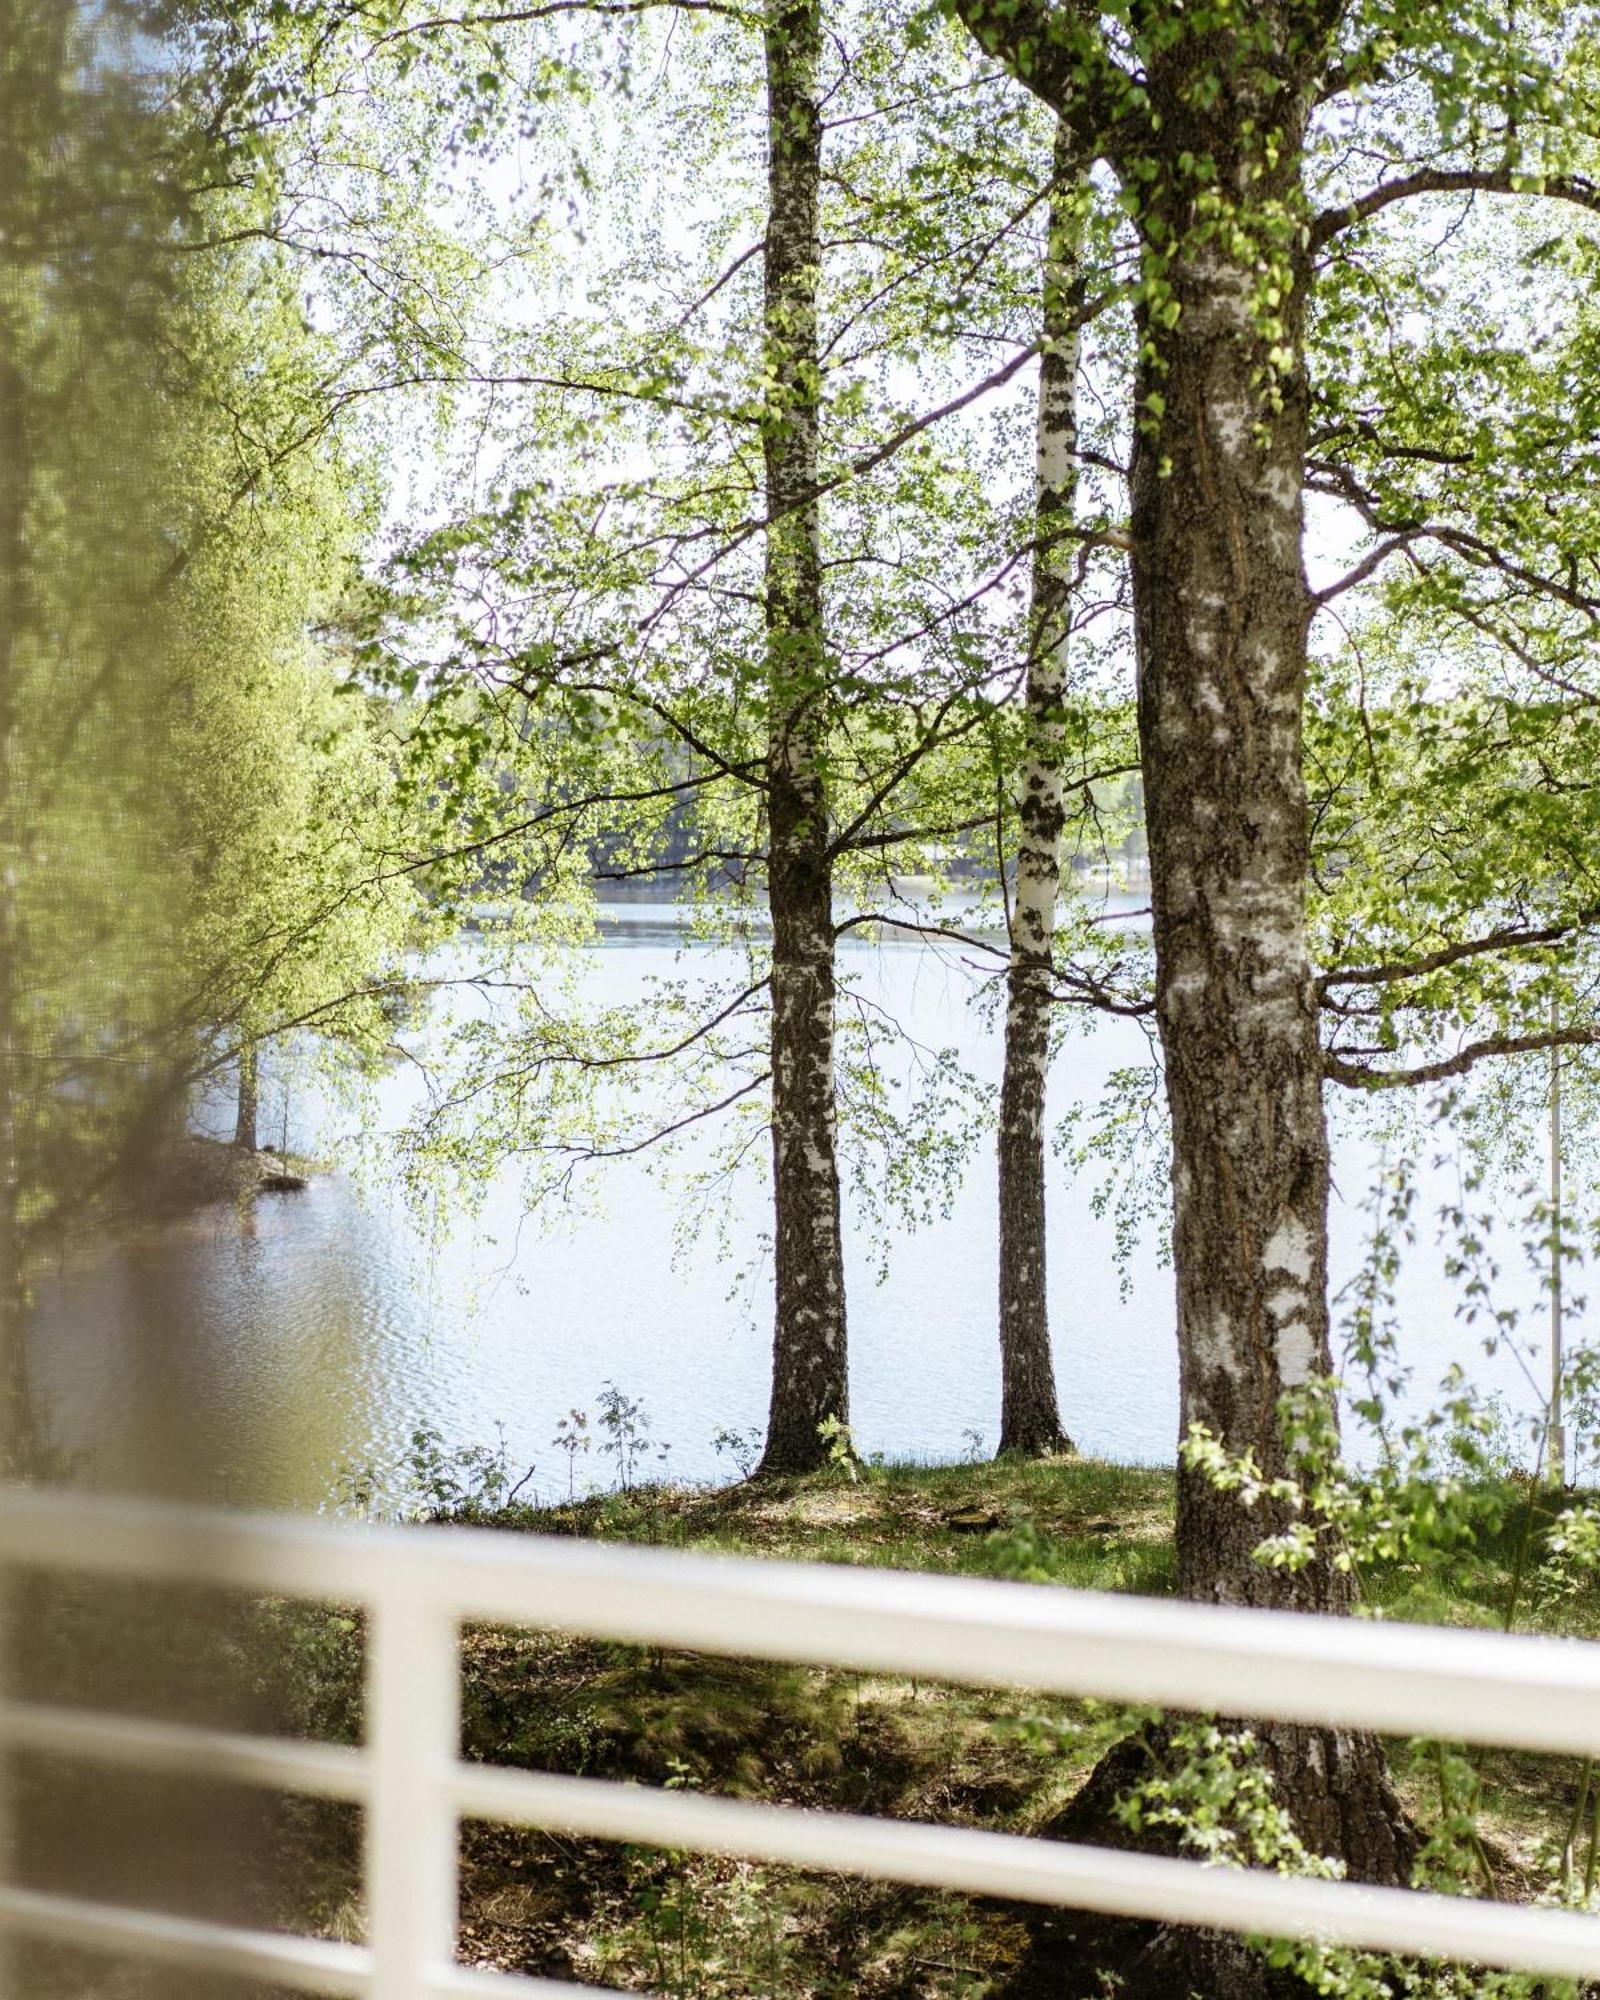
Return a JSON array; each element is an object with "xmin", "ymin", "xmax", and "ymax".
[
  {"xmin": 1126, "ymin": 25, "xmax": 1408, "ymax": 1886},
  {"xmin": 754, "ymin": 0, "xmax": 848, "ymax": 1477},
  {"xmin": 953, "ymin": 0, "xmax": 1412, "ymax": 1892},
  {"xmin": 995, "ymin": 118, "xmax": 1083, "ymax": 1460},
  {"xmin": 234, "ymin": 1043, "xmax": 259, "ymax": 1153}
]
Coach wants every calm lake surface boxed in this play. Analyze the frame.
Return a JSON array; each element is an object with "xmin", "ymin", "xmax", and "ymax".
[{"xmin": 28, "ymin": 902, "xmax": 1562, "ymax": 1506}]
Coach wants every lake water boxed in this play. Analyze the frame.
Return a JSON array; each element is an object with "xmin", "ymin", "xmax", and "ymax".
[{"xmin": 27, "ymin": 902, "xmax": 1567, "ymax": 1507}]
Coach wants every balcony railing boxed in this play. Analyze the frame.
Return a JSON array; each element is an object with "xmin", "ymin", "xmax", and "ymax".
[{"xmin": 2, "ymin": 1483, "xmax": 1599, "ymax": 1994}]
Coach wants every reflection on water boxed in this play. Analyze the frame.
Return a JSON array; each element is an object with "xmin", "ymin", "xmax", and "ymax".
[{"xmin": 28, "ymin": 904, "xmax": 1556, "ymax": 1507}]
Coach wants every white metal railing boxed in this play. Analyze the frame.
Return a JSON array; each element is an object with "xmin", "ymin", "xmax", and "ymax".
[{"xmin": 2, "ymin": 1484, "xmax": 1600, "ymax": 1993}]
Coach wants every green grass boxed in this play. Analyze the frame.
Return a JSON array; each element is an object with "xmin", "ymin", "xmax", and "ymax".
[
  {"xmin": 525, "ymin": 1454, "xmax": 1177, "ymax": 1592},
  {"xmin": 458, "ymin": 1451, "xmax": 1600, "ymax": 1635},
  {"xmin": 255, "ymin": 1458, "xmax": 1600, "ymax": 1996}
]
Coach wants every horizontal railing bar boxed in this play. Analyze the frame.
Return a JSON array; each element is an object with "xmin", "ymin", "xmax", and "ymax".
[
  {"xmin": 5, "ymin": 1486, "xmax": 1600, "ymax": 1760},
  {"xmin": 0, "ymin": 1884, "xmax": 640, "ymax": 2000},
  {"xmin": 437, "ymin": 1970, "xmax": 644, "ymax": 1997},
  {"xmin": 1, "ymin": 1701, "xmax": 369, "ymax": 1800},
  {"xmin": 0, "ymin": 1884, "xmax": 371, "ymax": 1994},
  {"xmin": 451, "ymin": 1765, "xmax": 1600, "ymax": 1981}
]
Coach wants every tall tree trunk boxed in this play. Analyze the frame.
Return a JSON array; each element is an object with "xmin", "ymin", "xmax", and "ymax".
[
  {"xmin": 996, "ymin": 120, "xmax": 1082, "ymax": 1460},
  {"xmin": 0, "ymin": 326, "xmax": 37, "ymax": 1478},
  {"xmin": 234, "ymin": 1042, "xmax": 259, "ymax": 1153},
  {"xmin": 754, "ymin": 0, "xmax": 847, "ymax": 1478},
  {"xmin": 1130, "ymin": 45, "xmax": 1407, "ymax": 1881},
  {"xmin": 950, "ymin": 0, "xmax": 1410, "ymax": 1910}
]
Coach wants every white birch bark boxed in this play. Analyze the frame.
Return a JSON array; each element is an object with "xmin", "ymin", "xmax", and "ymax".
[{"xmin": 996, "ymin": 120, "xmax": 1083, "ymax": 1457}]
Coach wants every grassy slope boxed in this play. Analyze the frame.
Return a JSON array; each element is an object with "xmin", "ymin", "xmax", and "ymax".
[{"xmin": 268, "ymin": 1458, "xmax": 1597, "ymax": 1997}]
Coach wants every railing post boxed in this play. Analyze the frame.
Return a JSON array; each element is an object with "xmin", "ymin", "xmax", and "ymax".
[{"xmin": 366, "ymin": 1594, "xmax": 461, "ymax": 1998}]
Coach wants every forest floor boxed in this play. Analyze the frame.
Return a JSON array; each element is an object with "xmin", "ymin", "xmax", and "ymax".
[
  {"xmin": 240, "ymin": 1457, "xmax": 1599, "ymax": 1999},
  {"xmin": 57, "ymin": 1135, "xmax": 319, "ymax": 1238},
  {"xmin": 139, "ymin": 1135, "xmax": 312, "ymax": 1210}
]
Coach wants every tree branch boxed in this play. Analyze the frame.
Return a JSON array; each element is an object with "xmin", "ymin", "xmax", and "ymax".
[
  {"xmin": 531, "ymin": 1072, "xmax": 770, "ymax": 1161},
  {"xmin": 1312, "ymin": 167, "xmax": 1600, "ymax": 251},
  {"xmin": 1318, "ymin": 911, "xmax": 1600, "ymax": 995},
  {"xmin": 364, "ymin": 0, "xmax": 757, "ymax": 54},
  {"xmin": 1325, "ymin": 1026, "xmax": 1600, "ymax": 1091},
  {"xmin": 1312, "ymin": 532, "xmax": 1423, "ymax": 606},
  {"xmin": 946, "ymin": 0, "xmax": 1136, "ymax": 161}
]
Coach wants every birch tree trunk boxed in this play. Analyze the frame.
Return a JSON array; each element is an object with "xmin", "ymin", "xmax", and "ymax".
[
  {"xmin": 995, "ymin": 119, "xmax": 1082, "ymax": 1459},
  {"xmin": 234, "ymin": 1043, "xmax": 259, "ymax": 1153},
  {"xmin": 1129, "ymin": 41, "xmax": 1408, "ymax": 1880},
  {"xmin": 754, "ymin": 0, "xmax": 848, "ymax": 1477}
]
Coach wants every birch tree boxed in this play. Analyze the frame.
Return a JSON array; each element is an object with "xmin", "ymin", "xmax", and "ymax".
[
  {"xmin": 754, "ymin": 0, "xmax": 851, "ymax": 1471},
  {"xmin": 995, "ymin": 119, "xmax": 1088, "ymax": 1458},
  {"xmin": 363, "ymin": 0, "xmax": 1089, "ymax": 1473},
  {"xmin": 951, "ymin": 0, "xmax": 1600, "ymax": 1893}
]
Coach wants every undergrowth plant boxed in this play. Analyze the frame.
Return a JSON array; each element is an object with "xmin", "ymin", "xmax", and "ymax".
[
  {"xmin": 1160, "ymin": 1166, "xmax": 1600, "ymax": 1994},
  {"xmin": 1114, "ymin": 1723, "xmax": 1583, "ymax": 1999},
  {"xmin": 596, "ymin": 1381, "xmax": 671, "ymax": 1491},
  {"xmin": 332, "ymin": 1421, "xmax": 535, "ymax": 1522}
]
